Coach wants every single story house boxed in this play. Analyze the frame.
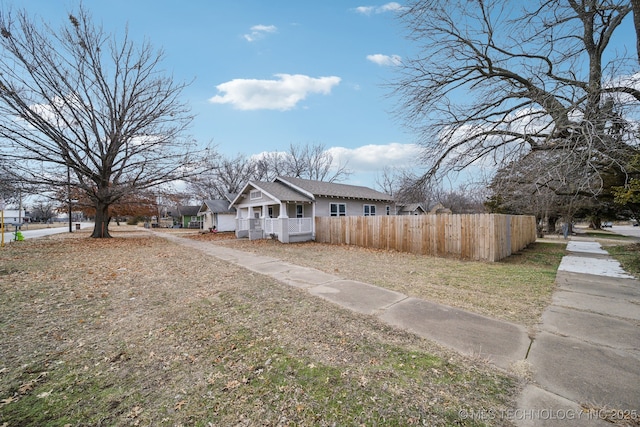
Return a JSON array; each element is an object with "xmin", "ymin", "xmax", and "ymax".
[
  {"xmin": 396, "ymin": 203, "xmax": 427, "ymax": 215},
  {"xmin": 230, "ymin": 176, "xmax": 395, "ymax": 243},
  {"xmin": 1, "ymin": 208, "xmax": 26, "ymax": 227},
  {"xmin": 197, "ymin": 198, "xmax": 236, "ymax": 232},
  {"xmin": 176, "ymin": 205, "xmax": 202, "ymax": 228}
]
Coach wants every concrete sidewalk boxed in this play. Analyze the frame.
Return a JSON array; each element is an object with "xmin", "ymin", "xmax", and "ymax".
[
  {"xmin": 155, "ymin": 232, "xmax": 639, "ymax": 426},
  {"xmin": 517, "ymin": 240, "xmax": 640, "ymax": 426},
  {"xmin": 156, "ymin": 232, "xmax": 531, "ymax": 371}
]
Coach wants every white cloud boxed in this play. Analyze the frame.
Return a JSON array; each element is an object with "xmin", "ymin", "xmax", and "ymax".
[
  {"xmin": 354, "ymin": 6, "xmax": 375, "ymax": 15},
  {"xmin": 366, "ymin": 53, "xmax": 402, "ymax": 66},
  {"xmin": 379, "ymin": 2, "xmax": 403, "ymax": 12},
  {"xmin": 209, "ymin": 74, "xmax": 341, "ymax": 111},
  {"xmin": 243, "ymin": 24, "xmax": 277, "ymax": 42},
  {"xmin": 354, "ymin": 2, "xmax": 403, "ymax": 15},
  {"xmin": 328, "ymin": 143, "xmax": 422, "ymax": 171}
]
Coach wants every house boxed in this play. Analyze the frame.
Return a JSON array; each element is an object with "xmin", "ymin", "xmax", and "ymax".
[
  {"xmin": 197, "ymin": 198, "xmax": 236, "ymax": 232},
  {"xmin": 230, "ymin": 176, "xmax": 395, "ymax": 243},
  {"xmin": 176, "ymin": 205, "xmax": 202, "ymax": 228},
  {"xmin": 396, "ymin": 203, "xmax": 427, "ymax": 215},
  {"xmin": 1, "ymin": 208, "xmax": 26, "ymax": 227}
]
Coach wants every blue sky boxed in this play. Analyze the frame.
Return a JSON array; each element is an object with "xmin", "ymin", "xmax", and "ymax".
[
  {"xmin": 13, "ymin": 1, "xmax": 638, "ymax": 192},
  {"xmin": 16, "ymin": 0, "xmax": 421, "ymax": 189}
]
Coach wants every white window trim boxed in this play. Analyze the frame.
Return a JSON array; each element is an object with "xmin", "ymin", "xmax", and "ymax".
[
  {"xmin": 330, "ymin": 203, "xmax": 346, "ymax": 217},
  {"xmin": 250, "ymin": 190, "xmax": 262, "ymax": 200}
]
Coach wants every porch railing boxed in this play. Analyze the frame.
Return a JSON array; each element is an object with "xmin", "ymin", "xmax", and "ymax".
[{"xmin": 238, "ymin": 217, "xmax": 313, "ymax": 235}]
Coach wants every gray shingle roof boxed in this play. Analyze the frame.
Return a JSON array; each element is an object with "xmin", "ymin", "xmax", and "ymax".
[
  {"xmin": 255, "ymin": 180, "xmax": 314, "ymax": 203},
  {"xmin": 177, "ymin": 205, "xmax": 200, "ymax": 216},
  {"xmin": 201, "ymin": 200, "xmax": 235, "ymax": 214},
  {"xmin": 277, "ymin": 176, "xmax": 394, "ymax": 201}
]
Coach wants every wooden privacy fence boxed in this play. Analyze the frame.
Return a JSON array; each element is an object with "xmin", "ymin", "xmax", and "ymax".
[{"xmin": 315, "ymin": 214, "xmax": 537, "ymax": 262}]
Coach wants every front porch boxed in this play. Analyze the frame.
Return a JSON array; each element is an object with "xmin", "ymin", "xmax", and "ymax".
[{"xmin": 235, "ymin": 217, "xmax": 314, "ymax": 243}]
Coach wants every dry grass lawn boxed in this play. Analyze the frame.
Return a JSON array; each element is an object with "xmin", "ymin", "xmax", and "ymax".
[
  {"xmin": 203, "ymin": 233, "xmax": 565, "ymax": 328},
  {"xmin": 1, "ymin": 227, "xmax": 520, "ymax": 426}
]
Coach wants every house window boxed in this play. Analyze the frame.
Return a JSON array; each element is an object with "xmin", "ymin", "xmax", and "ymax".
[
  {"xmin": 364, "ymin": 205, "xmax": 376, "ymax": 216},
  {"xmin": 386, "ymin": 205, "xmax": 390, "ymax": 216},
  {"xmin": 250, "ymin": 190, "xmax": 262, "ymax": 200},
  {"xmin": 190, "ymin": 216, "xmax": 198, "ymax": 221},
  {"xmin": 296, "ymin": 205, "xmax": 303, "ymax": 218},
  {"xmin": 268, "ymin": 207, "xmax": 274, "ymax": 218},
  {"xmin": 330, "ymin": 203, "xmax": 346, "ymax": 217}
]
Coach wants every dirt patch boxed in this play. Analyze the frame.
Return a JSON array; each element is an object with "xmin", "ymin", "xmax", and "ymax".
[{"xmin": 0, "ymin": 232, "xmax": 518, "ymax": 426}]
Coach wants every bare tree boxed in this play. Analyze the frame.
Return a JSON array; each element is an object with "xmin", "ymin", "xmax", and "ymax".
[
  {"xmin": 394, "ymin": 0, "xmax": 639, "ymax": 197},
  {"xmin": 0, "ymin": 6, "xmax": 212, "ymax": 238},
  {"xmin": 30, "ymin": 199, "xmax": 58, "ymax": 223},
  {"xmin": 188, "ymin": 153, "xmax": 256, "ymax": 200},
  {"xmin": 253, "ymin": 143, "xmax": 351, "ymax": 183}
]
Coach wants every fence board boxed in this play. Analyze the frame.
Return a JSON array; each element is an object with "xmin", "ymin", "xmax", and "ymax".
[{"xmin": 315, "ymin": 214, "xmax": 536, "ymax": 262}]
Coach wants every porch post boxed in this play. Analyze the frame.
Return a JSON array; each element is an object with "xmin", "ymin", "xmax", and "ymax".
[
  {"xmin": 312, "ymin": 201, "xmax": 316, "ymax": 238},
  {"xmin": 278, "ymin": 202, "xmax": 289, "ymax": 218},
  {"xmin": 278, "ymin": 202, "xmax": 289, "ymax": 243}
]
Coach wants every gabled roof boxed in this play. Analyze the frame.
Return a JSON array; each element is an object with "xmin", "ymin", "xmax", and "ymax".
[
  {"xmin": 276, "ymin": 176, "xmax": 394, "ymax": 202},
  {"xmin": 230, "ymin": 176, "xmax": 394, "ymax": 207},
  {"xmin": 230, "ymin": 180, "xmax": 314, "ymax": 206},
  {"xmin": 199, "ymin": 199, "xmax": 236, "ymax": 215},
  {"xmin": 177, "ymin": 205, "xmax": 200, "ymax": 217},
  {"xmin": 397, "ymin": 203, "xmax": 426, "ymax": 213}
]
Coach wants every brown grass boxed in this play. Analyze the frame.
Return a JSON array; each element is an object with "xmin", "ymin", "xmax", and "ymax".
[
  {"xmin": 201, "ymin": 234, "xmax": 564, "ymax": 328},
  {"xmin": 0, "ymin": 229, "xmax": 518, "ymax": 426}
]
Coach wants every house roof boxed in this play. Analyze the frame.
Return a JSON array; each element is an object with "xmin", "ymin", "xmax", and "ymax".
[
  {"xmin": 199, "ymin": 199, "xmax": 236, "ymax": 214},
  {"xmin": 397, "ymin": 203, "xmax": 426, "ymax": 213},
  {"xmin": 252, "ymin": 181, "xmax": 314, "ymax": 203},
  {"xmin": 276, "ymin": 176, "xmax": 394, "ymax": 202},
  {"xmin": 230, "ymin": 176, "xmax": 394, "ymax": 207},
  {"xmin": 177, "ymin": 205, "xmax": 200, "ymax": 217}
]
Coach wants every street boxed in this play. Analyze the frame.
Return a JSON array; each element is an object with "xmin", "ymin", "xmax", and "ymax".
[
  {"xmin": 0, "ymin": 222, "xmax": 93, "ymax": 243},
  {"xmin": 611, "ymin": 224, "xmax": 640, "ymax": 239}
]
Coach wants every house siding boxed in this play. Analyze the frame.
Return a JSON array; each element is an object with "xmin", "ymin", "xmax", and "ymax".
[
  {"xmin": 236, "ymin": 193, "xmax": 279, "ymax": 218},
  {"xmin": 315, "ymin": 197, "xmax": 391, "ymax": 217}
]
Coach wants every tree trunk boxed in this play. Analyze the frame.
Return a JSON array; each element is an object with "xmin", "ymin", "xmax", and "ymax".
[{"xmin": 92, "ymin": 202, "xmax": 112, "ymax": 238}]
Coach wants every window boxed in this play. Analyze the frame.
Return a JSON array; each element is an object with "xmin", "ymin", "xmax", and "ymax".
[
  {"xmin": 330, "ymin": 203, "xmax": 346, "ymax": 217},
  {"xmin": 364, "ymin": 205, "xmax": 376, "ymax": 216},
  {"xmin": 268, "ymin": 207, "xmax": 274, "ymax": 218},
  {"xmin": 250, "ymin": 190, "xmax": 262, "ymax": 200},
  {"xmin": 296, "ymin": 205, "xmax": 303, "ymax": 218}
]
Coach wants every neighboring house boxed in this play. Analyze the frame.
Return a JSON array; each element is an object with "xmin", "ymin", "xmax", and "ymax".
[
  {"xmin": 230, "ymin": 176, "xmax": 395, "ymax": 243},
  {"xmin": 176, "ymin": 205, "xmax": 202, "ymax": 228},
  {"xmin": 396, "ymin": 203, "xmax": 427, "ymax": 215},
  {"xmin": 197, "ymin": 198, "xmax": 236, "ymax": 232},
  {"xmin": 1, "ymin": 208, "xmax": 26, "ymax": 227}
]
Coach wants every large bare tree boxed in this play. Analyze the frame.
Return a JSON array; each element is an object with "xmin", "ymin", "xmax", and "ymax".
[
  {"xmin": 0, "ymin": 7, "xmax": 211, "ymax": 237},
  {"xmin": 394, "ymin": 0, "xmax": 640, "ymax": 196}
]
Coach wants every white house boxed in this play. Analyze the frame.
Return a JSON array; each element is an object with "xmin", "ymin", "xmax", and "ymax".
[
  {"xmin": 1, "ymin": 208, "xmax": 26, "ymax": 227},
  {"xmin": 230, "ymin": 176, "xmax": 395, "ymax": 243},
  {"xmin": 197, "ymin": 198, "xmax": 236, "ymax": 232}
]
